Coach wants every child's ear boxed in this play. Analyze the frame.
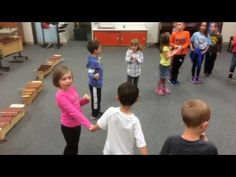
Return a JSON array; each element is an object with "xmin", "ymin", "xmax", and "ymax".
[
  {"xmin": 201, "ymin": 121, "xmax": 209, "ymax": 130},
  {"xmin": 115, "ymin": 95, "xmax": 119, "ymax": 101}
]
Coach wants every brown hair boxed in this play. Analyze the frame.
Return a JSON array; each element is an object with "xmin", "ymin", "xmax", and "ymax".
[
  {"xmin": 160, "ymin": 32, "xmax": 170, "ymax": 53},
  {"xmin": 87, "ymin": 40, "xmax": 101, "ymax": 54},
  {"xmin": 181, "ymin": 99, "xmax": 211, "ymax": 128},
  {"xmin": 52, "ymin": 65, "xmax": 73, "ymax": 88},
  {"xmin": 199, "ymin": 22, "xmax": 209, "ymax": 37},
  {"xmin": 130, "ymin": 38, "xmax": 143, "ymax": 51}
]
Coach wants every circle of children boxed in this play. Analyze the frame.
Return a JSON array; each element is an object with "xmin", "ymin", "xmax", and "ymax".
[{"xmin": 52, "ymin": 22, "xmax": 236, "ymax": 155}]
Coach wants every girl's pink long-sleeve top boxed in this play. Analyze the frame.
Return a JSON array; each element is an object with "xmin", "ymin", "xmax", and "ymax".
[{"xmin": 55, "ymin": 86, "xmax": 92, "ymax": 129}]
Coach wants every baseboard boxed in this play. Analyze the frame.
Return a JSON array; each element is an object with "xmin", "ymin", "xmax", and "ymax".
[{"xmin": 23, "ymin": 42, "xmax": 34, "ymax": 45}]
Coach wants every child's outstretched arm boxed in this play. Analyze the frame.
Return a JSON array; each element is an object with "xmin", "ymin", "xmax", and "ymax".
[
  {"xmin": 56, "ymin": 94, "xmax": 92, "ymax": 129},
  {"xmin": 89, "ymin": 124, "xmax": 101, "ymax": 132},
  {"xmin": 139, "ymin": 145, "xmax": 148, "ymax": 155}
]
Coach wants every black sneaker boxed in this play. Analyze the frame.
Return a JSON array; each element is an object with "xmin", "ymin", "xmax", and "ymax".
[
  {"xmin": 97, "ymin": 112, "xmax": 103, "ymax": 119},
  {"xmin": 98, "ymin": 112, "xmax": 103, "ymax": 116},
  {"xmin": 91, "ymin": 112, "xmax": 103, "ymax": 120},
  {"xmin": 228, "ymin": 73, "xmax": 233, "ymax": 79}
]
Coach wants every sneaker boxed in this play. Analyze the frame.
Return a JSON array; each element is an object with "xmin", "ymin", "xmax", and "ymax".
[
  {"xmin": 162, "ymin": 88, "xmax": 171, "ymax": 94},
  {"xmin": 168, "ymin": 80, "xmax": 179, "ymax": 86},
  {"xmin": 191, "ymin": 77, "xmax": 197, "ymax": 84},
  {"xmin": 168, "ymin": 80, "xmax": 174, "ymax": 86},
  {"xmin": 174, "ymin": 80, "xmax": 180, "ymax": 85},
  {"xmin": 155, "ymin": 89, "xmax": 165, "ymax": 96},
  {"xmin": 195, "ymin": 77, "xmax": 202, "ymax": 84},
  {"xmin": 228, "ymin": 73, "xmax": 233, "ymax": 79},
  {"xmin": 203, "ymin": 73, "xmax": 209, "ymax": 77},
  {"xmin": 90, "ymin": 115, "xmax": 98, "ymax": 120},
  {"xmin": 98, "ymin": 112, "xmax": 103, "ymax": 117}
]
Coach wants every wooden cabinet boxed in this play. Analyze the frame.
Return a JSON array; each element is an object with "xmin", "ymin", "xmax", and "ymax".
[
  {"xmin": 120, "ymin": 31, "xmax": 146, "ymax": 46},
  {"xmin": 93, "ymin": 31, "xmax": 147, "ymax": 47},
  {"xmin": 93, "ymin": 31, "xmax": 107, "ymax": 44},
  {"xmin": 106, "ymin": 32, "xmax": 120, "ymax": 46}
]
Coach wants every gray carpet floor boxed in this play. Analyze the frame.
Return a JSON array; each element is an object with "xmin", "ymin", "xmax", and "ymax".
[{"xmin": 0, "ymin": 41, "xmax": 235, "ymax": 154}]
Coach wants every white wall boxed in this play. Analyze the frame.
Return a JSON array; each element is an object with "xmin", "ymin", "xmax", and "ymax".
[
  {"xmin": 22, "ymin": 22, "xmax": 34, "ymax": 44},
  {"xmin": 92, "ymin": 22, "xmax": 160, "ymax": 43},
  {"xmin": 221, "ymin": 22, "xmax": 236, "ymax": 43},
  {"xmin": 59, "ymin": 22, "xmax": 74, "ymax": 43}
]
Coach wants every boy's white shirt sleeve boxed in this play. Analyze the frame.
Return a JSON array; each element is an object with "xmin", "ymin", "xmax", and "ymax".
[
  {"xmin": 133, "ymin": 118, "xmax": 146, "ymax": 148},
  {"xmin": 125, "ymin": 49, "xmax": 132, "ymax": 63},
  {"xmin": 97, "ymin": 107, "xmax": 113, "ymax": 130}
]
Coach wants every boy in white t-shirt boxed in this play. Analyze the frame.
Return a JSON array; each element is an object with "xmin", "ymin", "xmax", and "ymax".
[{"xmin": 90, "ymin": 82, "xmax": 148, "ymax": 155}]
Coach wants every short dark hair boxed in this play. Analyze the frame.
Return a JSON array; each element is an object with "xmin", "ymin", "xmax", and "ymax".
[
  {"xmin": 181, "ymin": 99, "xmax": 211, "ymax": 128},
  {"xmin": 52, "ymin": 65, "xmax": 73, "ymax": 87},
  {"xmin": 87, "ymin": 40, "xmax": 100, "ymax": 54},
  {"xmin": 118, "ymin": 82, "xmax": 139, "ymax": 106}
]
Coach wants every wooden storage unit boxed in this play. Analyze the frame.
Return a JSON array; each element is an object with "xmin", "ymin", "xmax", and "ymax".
[
  {"xmin": 0, "ymin": 104, "xmax": 26, "ymax": 142},
  {"xmin": 0, "ymin": 37, "xmax": 23, "ymax": 57},
  {"xmin": 120, "ymin": 31, "xmax": 146, "ymax": 46},
  {"xmin": 93, "ymin": 30, "xmax": 147, "ymax": 47}
]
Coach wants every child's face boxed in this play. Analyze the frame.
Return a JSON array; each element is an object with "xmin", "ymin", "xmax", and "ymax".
[
  {"xmin": 131, "ymin": 45, "xmax": 138, "ymax": 52},
  {"xmin": 95, "ymin": 45, "xmax": 102, "ymax": 56},
  {"xmin": 59, "ymin": 71, "xmax": 73, "ymax": 90},
  {"xmin": 175, "ymin": 22, "xmax": 185, "ymax": 31},
  {"xmin": 200, "ymin": 22, "xmax": 207, "ymax": 33},
  {"xmin": 210, "ymin": 23, "xmax": 218, "ymax": 33}
]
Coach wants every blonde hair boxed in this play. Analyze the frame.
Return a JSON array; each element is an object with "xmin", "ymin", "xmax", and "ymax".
[
  {"xmin": 130, "ymin": 38, "xmax": 143, "ymax": 51},
  {"xmin": 181, "ymin": 99, "xmax": 211, "ymax": 128}
]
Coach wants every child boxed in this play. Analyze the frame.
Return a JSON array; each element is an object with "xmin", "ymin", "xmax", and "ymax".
[
  {"xmin": 125, "ymin": 38, "xmax": 144, "ymax": 88},
  {"xmin": 160, "ymin": 99, "xmax": 218, "ymax": 155},
  {"xmin": 52, "ymin": 66, "xmax": 93, "ymax": 155},
  {"xmin": 228, "ymin": 34, "xmax": 236, "ymax": 79},
  {"xmin": 190, "ymin": 22, "xmax": 211, "ymax": 84},
  {"xmin": 204, "ymin": 22, "xmax": 222, "ymax": 77},
  {"xmin": 86, "ymin": 40, "xmax": 104, "ymax": 120},
  {"xmin": 155, "ymin": 32, "xmax": 178, "ymax": 96},
  {"xmin": 169, "ymin": 22, "xmax": 190, "ymax": 85},
  {"xmin": 89, "ymin": 82, "xmax": 148, "ymax": 155}
]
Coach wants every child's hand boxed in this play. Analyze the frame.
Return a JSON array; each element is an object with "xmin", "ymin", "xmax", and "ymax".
[
  {"xmin": 83, "ymin": 94, "xmax": 90, "ymax": 101},
  {"xmin": 200, "ymin": 132, "xmax": 208, "ymax": 141},
  {"xmin": 172, "ymin": 49, "xmax": 178, "ymax": 55},
  {"xmin": 94, "ymin": 73, "xmax": 100, "ymax": 80},
  {"xmin": 89, "ymin": 124, "xmax": 97, "ymax": 132},
  {"xmin": 132, "ymin": 58, "xmax": 137, "ymax": 63}
]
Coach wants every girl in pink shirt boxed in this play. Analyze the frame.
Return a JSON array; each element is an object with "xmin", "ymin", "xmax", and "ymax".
[{"xmin": 52, "ymin": 66, "xmax": 93, "ymax": 155}]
